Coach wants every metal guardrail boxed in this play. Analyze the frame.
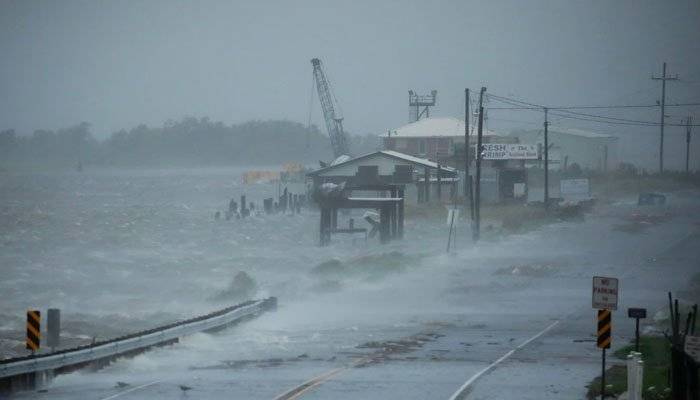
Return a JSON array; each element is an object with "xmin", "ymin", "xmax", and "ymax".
[{"xmin": 0, "ymin": 298, "xmax": 275, "ymax": 379}]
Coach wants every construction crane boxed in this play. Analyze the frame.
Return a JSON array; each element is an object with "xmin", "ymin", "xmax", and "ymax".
[{"xmin": 311, "ymin": 58, "xmax": 350, "ymax": 159}]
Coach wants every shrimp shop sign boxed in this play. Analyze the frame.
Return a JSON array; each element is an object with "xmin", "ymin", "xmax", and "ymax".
[{"xmin": 476, "ymin": 144, "xmax": 539, "ymax": 160}]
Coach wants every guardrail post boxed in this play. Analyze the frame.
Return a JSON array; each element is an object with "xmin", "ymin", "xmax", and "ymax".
[{"xmin": 265, "ymin": 297, "xmax": 278, "ymax": 311}]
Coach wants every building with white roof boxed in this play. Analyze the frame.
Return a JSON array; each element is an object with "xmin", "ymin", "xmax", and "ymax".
[{"xmin": 380, "ymin": 117, "xmax": 507, "ymax": 162}]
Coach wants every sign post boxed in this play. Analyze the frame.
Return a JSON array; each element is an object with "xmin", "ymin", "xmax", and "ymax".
[
  {"xmin": 593, "ymin": 277, "xmax": 618, "ymax": 400},
  {"xmin": 47, "ymin": 308, "xmax": 61, "ymax": 352},
  {"xmin": 627, "ymin": 308, "xmax": 647, "ymax": 353},
  {"xmin": 26, "ymin": 310, "xmax": 41, "ymax": 354},
  {"xmin": 598, "ymin": 309, "xmax": 612, "ymax": 399},
  {"xmin": 560, "ymin": 178, "xmax": 592, "ymax": 202}
]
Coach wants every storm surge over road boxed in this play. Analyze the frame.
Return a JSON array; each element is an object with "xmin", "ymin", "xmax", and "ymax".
[{"xmin": 2, "ymin": 168, "xmax": 699, "ymax": 399}]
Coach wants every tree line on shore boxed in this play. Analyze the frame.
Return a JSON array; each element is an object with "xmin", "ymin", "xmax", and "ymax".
[{"xmin": 0, "ymin": 118, "xmax": 381, "ymax": 169}]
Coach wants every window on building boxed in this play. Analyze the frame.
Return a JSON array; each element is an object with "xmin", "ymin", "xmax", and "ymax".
[{"xmin": 419, "ymin": 139, "xmax": 426, "ymax": 154}]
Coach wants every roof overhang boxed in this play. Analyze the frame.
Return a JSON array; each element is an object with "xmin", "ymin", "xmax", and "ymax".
[{"xmin": 307, "ymin": 150, "xmax": 456, "ymax": 177}]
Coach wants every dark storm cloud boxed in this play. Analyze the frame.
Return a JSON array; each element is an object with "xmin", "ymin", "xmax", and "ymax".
[{"xmin": 1, "ymin": 0, "xmax": 698, "ymax": 167}]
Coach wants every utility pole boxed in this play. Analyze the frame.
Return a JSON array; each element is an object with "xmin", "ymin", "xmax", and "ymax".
[
  {"xmin": 464, "ymin": 88, "xmax": 470, "ymax": 198},
  {"xmin": 543, "ymin": 107, "xmax": 549, "ymax": 208},
  {"xmin": 686, "ymin": 116, "xmax": 693, "ymax": 174},
  {"xmin": 652, "ymin": 62, "xmax": 679, "ymax": 173},
  {"xmin": 473, "ymin": 87, "xmax": 486, "ymax": 242}
]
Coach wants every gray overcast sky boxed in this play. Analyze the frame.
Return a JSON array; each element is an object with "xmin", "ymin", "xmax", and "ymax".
[{"xmin": 1, "ymin": 0, "xmax": 699, "ymax": 163}]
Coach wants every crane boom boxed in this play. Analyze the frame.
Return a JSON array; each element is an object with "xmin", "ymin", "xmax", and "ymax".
[{"xmin": 311, "ymin": 58, "xmax": 350, "ymax": 158}]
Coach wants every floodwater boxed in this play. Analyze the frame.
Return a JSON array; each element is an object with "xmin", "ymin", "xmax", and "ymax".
[
  {"xmin": 2, "ymin": 168, "xmax": 699, "ymax": 399},
  {"xmin": 1, "ymin": 168, "xmax": 312, "ymax": 336},
  {"xmin": 0, "ymin": 167, "xmax": 464, "ymax": 353}
]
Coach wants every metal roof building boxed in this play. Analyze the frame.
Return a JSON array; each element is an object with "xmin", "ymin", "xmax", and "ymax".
[
  {"xmin": 308, "ymin": 150, "xmax": 455, "ymax": 178},
  {"xmin": 307, "ymin": 150, "xmax": 457, "ymax": 204},
  {"xmin": 380, "ymin": 117, "xmax": 510, "ymax": 162},
  {"xmin": 381, "ymin": 117, "xmax": 500, "ymax": 138},
  {"xmin": 511, "ymin": 126, "xmax": 619, "ymax": 171}
]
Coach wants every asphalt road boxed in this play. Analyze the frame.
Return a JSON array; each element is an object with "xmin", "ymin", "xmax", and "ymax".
[{"xmin": 11, "ymin": 193, "xmax": 700, "ymax": 400}]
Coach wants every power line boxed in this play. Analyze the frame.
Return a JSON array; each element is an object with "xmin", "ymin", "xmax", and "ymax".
[
  {"xmin": 550, "ymin": 111, "xmax": 700, "ymax": 127},
  {"xmin": 487, "ymin": 94, "xmax": 656, "ymax": 125},
  {"xmin": 486, "ymin": 93, "xmax": 543, "ymax": 108},
  {"xmin": 486, "ymin": 92, "xmax": 700, "ymax": 109},
  {"xmin": 490, "ymin": 115, "xmax": 653, "ymax": 129},
  {"xmin": 488, "ymin": 106, "xmax": 541, "ymax": 110},
  {"xmin": 486, "ymin": 93, "xmax": 700, "ymax": 127},
  {"xmin": 551, "ymin": 109, "xmax": 658, "ymax": 125},
  {"xmin": 548, "ymin": 112, "xmax": 660, "ymax": 126},
  {"xmin": 489, "ymin": 103, "xmax": 700, "ymax": 110},
  {"xmin": 488, "ymin": 117, "xmax": 543, "ymax": 125}
]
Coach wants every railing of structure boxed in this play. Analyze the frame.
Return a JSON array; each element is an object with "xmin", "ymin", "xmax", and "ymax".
[{"xmin": 0, "ymin": 297, "xmax": 276, "ymax": 379}]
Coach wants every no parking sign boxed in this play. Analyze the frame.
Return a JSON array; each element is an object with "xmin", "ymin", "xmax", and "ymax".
[{"xmin": 592, "ymin": 276, "xmax": 618, "ymax": 310}]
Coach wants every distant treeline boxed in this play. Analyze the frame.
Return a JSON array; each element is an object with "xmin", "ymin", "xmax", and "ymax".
[{"xmin": 0, "ymin": 118, "xmax": 380, "ymax": 169}]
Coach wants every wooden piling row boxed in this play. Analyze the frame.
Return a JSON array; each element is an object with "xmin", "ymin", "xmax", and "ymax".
[
  {"xmin": 320, "ymin": 208, "xmax": 332, "ymax": 246},
  {"xmin": 221, "ymin": 186, "xmax": 306, "ymax": 220},
  {"xmin": 398, "ymin": 188, "xmax": 404, "ymax": 239}
]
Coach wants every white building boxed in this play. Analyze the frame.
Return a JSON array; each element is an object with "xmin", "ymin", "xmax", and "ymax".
[
  {"xmin": 512, "ymin": 126, "xmax": 619, "ymax": 171},
  {"xmin": 381, "ymin": 117, "xmax": 502, "ymax": 161}
]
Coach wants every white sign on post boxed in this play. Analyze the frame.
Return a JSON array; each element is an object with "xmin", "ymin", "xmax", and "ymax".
[
  {"xmin": 560, "ymin": 178, "xmax": 591, "ymax": 197},
  {"xmin": 592, "ymin": 276, "xmax": 619, "ymax": 310},
  {"xmin": 685, "ymin": 335, "xmax": 700, "ymax": 363},
  {"xmin": 476, "ymin": 144, "xmax": 539, "ymax": 160}
]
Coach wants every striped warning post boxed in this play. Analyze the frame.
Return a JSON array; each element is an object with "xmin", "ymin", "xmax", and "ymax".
[
  {"xmin": 26, "ymin": 310, "xmax": 41, "ymax": 351},
  {"xmin": 597, "ymin": 309, "xmax": 611, "ymax": 349}
]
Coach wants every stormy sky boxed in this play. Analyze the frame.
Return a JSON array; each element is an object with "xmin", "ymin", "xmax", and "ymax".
[{"xmin": 1, "ymin": 0, "xmax": 699, "ymax": 167}]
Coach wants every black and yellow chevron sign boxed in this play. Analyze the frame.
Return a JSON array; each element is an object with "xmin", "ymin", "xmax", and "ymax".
[
  {"xmin": 597, "ymin": 309, "xmax": 611, "ymax": 349},
  {"xmin": 26, "ymin": 310, "xmax": 41, "ymax": 351}
]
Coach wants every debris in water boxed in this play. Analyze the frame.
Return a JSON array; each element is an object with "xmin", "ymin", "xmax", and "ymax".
[
  {"xmin": 210, "ymin": 271, "xmax": 257, "ymax": 302},
  {"xmin": 310, "ymin": 252, "xmax": 419, "ymax": 282},
  {"xmin": 310, "ymin": 279, "xmax": 343, "ymax": 293},
  {"xmin": 495, "ymin": 263, "xmax": 560, "ymax": 277}
]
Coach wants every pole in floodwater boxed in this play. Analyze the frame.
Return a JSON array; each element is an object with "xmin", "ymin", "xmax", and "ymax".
[
  {"xmin": 464, "ymin": 88, "xmax": 471, "ymax": 201},
  {"xmin": 686, "ymin": 116, "xmax": 693, "ymax": 174},
  {"xmin": 472, "ymin": 87, "xmax": 486, "ymax": 242},
  {"xmin": 544, "ymin": 107, "xmax": 549, "ymax": 209},
  {"xmin": 627, "ymin": 308, "xmax": 647, "ymax": 353}
]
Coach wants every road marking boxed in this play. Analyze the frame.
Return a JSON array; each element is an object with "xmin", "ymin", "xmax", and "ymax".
[
  {"xmin": 98, "ymin": 380, "xmax": 163, "ymax": 400},
  {"xmin": 447, "ymin": 320, "xmax": 559, "ymax": 400},
  {"xmin": 273, "ymin": 367, "xmax": 346, "ymax": 400},
  {"xmin": 274, "ymin": 321, "xmax": 559, "ymax": 400},
  {"xmin": 272, "ymin": 353, "xmax": 379, "ymax": 400}
]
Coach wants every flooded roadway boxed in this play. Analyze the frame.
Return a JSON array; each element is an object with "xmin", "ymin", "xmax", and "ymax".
[{"xmin": 2, "ymin": 169, "xmax": 699, "ymax": 399}]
